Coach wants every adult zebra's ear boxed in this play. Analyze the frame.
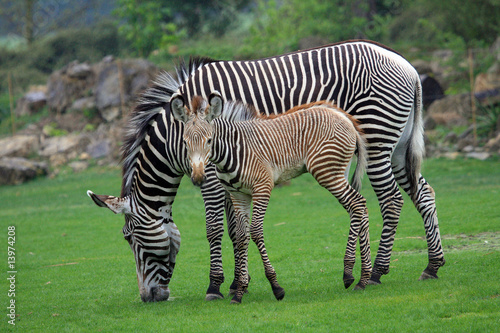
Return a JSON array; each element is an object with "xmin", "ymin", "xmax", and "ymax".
[
  {"xmin": 87, "ymin": 190, "xmax": 131, "ymax": 215},
  {"xmin": 207, "ymin": 92, "xmax": 223, "ymax": 122},
  {"xmin": 170, "ymin": 93, "xmax": 188, "ymax": 123}
]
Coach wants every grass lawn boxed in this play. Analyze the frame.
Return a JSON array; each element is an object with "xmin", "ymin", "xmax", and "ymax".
[{"xmin": 1, "ymin": 157, "xmax": 499, "ymax": 332}]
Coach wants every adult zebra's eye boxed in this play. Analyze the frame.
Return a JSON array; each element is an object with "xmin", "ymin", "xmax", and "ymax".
[{"xmin": 124, "ymin": 233, "xmax": 132, "ymax": 243}]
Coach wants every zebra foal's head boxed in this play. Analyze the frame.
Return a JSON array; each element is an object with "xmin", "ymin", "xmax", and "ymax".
[{"xmin": 171, "ymin": 92, "xmax": 223, "ymax": 187}]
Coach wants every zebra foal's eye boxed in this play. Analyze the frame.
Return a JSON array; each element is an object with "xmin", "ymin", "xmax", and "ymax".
[{"xmin": 206, "ymin": 138, "xmax": 212, "ymax": 145}]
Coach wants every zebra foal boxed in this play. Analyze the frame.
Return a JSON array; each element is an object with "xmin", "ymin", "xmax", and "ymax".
[{"xmin": 171, "ymin": 93, "xmax": 370, "ymax": 304}]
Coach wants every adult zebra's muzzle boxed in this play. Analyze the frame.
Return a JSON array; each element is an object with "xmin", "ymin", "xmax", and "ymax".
[
  {"xmin": 191, "ymin": 162, "xmax": 207, "ymax": 187},
  {"xmin": 140, "ymin": 285, "xmax": 170, "ymax": 302}
]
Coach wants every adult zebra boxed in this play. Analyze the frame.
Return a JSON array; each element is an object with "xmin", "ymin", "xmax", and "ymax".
[{"xmin": 88, "ymin": 40, "xmax": 445, "ymax": 302}]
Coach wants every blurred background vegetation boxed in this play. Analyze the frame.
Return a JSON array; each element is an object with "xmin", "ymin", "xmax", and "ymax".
[{"xmin": 0, "ymin": 0, "xmax": 499, "ymax": 117}]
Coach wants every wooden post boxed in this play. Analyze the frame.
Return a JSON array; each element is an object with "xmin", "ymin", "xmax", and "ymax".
[
  {"xmin": 468, "ymin": 48, "xmax": 477, "ymax": 147},
  {"xmin": 8, "ymin": 72, "xmax": 16, "ymax": 135}
]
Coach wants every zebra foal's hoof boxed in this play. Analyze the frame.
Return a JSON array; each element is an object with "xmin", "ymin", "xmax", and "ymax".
[
  {"xmin": 353, "ymin": 282, "xmax": 366, "ymax": 290},
  {"xmin": 272, "ymin": 286, "xmax": 285, "ymax": 301}
]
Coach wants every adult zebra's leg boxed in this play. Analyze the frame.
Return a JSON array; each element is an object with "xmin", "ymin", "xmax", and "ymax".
[
  {"xmin": 251, "ymin": 192, "xmax": 285, "ymax": 301},
  {"xmin": 366, "ymin": 154, "xmax": 405, "ymax": 285},
  {"xmin": 392, "ymin": 163, "xmax": 445, "ymax": 280},
  {"xmin": 200, "ymin": 164, "xmax": 227, "ymax": 300},
  {"xmin": 228, "ymin": 192, "xmax": 252, "ymax": 304}
]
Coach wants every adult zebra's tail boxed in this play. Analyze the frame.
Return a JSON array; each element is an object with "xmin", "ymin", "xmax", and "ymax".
[{"xmin": 405, "ymin": 78, "xmax": 425, "ymax": 200}]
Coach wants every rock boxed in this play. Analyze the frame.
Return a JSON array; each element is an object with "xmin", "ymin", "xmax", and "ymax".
[
  {"xmin": 70, "ymin": 97, "xmax": 96, "ymax": 112},
  {"xmin": 15, "ymin": 87, "xmax": 47, "ymax": 116},
  {"xmin": 94, "ymin": 58, "xmax": 158, "ymax": 122},
  {"xmin": 426, "ymin": 93, "xmax": 472, "ymax": 127},
  {"xmin": 46, "ymin": 61, "xmax": 96, "ymax": 114},
  {"xmin": 0, "ymin": 135, "xmax": 40, "ymax": 158},
  {"xmin": 443, "ymin": 152, "xmax": 461, "ymax": 159},
  {"xmin": 474, "ymin": 62, "xmax": 500, "ymax": 105},
  {"xmin": 69, "ymin": 160, "xmax": 88, "ymax": 172},
  {"xmin": 466, "ymin": 152, "xmax": 491, "ymax": 160},
  {"xmin": 66, "ymin": 61, "xmax": 92, "ymax": 79},
  {"xmin": 0, "ymin": 157, "xmax": 48, "ymax": 185},
  {"xmin": 484, "ymin": 133, "xmax": 500, "ymax": 153},
  {"xmin": 39, "ymin": 134, "xmax": 90, "ymax": 158},
  {"xmin": 86, "ymin": 140, "xmax": 111, "ymax": 159}
]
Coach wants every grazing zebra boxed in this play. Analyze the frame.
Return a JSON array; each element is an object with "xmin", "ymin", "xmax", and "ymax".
[
  {"xmin": 88, "ymin": 40, "xmax": 444, "ymax": 302},
  {"xmin": 171, "ymin": 93, "xmax": 370, "ymax": 303}
]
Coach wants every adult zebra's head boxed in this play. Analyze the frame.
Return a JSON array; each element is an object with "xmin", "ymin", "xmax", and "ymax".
[
  {"xmin": 171, "ymin": 92, "xmax": 223, "ymax": 187},
  {"xmin": 86, "ymin": 190, "xmax": 180, "ymax": 302}
]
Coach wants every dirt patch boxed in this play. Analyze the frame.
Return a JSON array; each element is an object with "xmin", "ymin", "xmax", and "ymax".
[{"xmin": 442, "ymin": 232, "xmax": 500, "ymax": 252}]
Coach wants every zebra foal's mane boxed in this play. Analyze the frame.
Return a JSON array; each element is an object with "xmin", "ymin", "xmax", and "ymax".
[
  {"xmin": 216, "ymin": 99, "xmax": 362, "ymax": 133},
  {"xmin": 120, "ymin": 56, "xmax": 216, "ymax": 197}
]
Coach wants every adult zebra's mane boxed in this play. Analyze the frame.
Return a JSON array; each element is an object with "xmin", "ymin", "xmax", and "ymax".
[{"xmin": 120, "ymin": 56, "xmax": 216, "ymax": 197}]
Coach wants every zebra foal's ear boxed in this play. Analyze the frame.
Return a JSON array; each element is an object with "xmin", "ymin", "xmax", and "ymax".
[
  {"xmin": 170, "ymin": 93, "xmax": 189, "ymax": 123},
  {"xmin": 207, "ymin": 92, "xmax": 223, "ymax": 122}
]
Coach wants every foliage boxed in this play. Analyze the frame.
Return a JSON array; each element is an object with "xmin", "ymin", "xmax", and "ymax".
[
  {"xmin": 387, "ymin": 0, "xmax": 500, "ymax": 48},
  {"xmin": 0, "ymin": 20, "xmax": 120, "ymax": 93},
  {"xmin": 0, "ymin": 158, "xmax": 498, "ymax": 331},
  {"xmin": 114, "ymin": 0, "xmax": 181, "ymax": 57},
  {"xmin": 476, "ymin": 103, "xmax": 500, "ymax": 138},
  {"xmin": 241, "ymin": 0, "xmax": 381, "ymax": 58}
]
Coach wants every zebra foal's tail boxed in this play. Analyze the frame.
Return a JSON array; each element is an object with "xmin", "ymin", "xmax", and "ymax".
[{"xmin": 350, "ymin": 127, "xmax": 368, "ymax": 193}]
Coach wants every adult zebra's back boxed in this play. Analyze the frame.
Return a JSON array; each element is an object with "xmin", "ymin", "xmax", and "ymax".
[{"xmin": 176, "ymin": 40, "xmax": 445, "ymax": 285}]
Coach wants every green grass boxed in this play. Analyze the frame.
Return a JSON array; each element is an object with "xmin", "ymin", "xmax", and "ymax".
[{"xmin": 1, "ymin": 157, "xmax": 499, "ymax": 332}]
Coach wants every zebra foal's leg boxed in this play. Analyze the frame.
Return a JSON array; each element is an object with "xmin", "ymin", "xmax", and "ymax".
[
  {"xmin": 251, "ymin": 191, "xmax": 285, "ymax": 301},
  {"xmin": 228, "ymin": 192, "xmax": 252, "ymax": 304},
  {"xmin": 200, "ymin": 165, "xmax": 227, "ymax": 300},
  {"xmin": 225, "ymin": 191, "xmax": 251, "ymax": 296},
  {"xmin": 365, "ymin": 154, "xmax": 404, "ymax": 285},
  {"xmin": 307, "ymin": 153, "xmax": 371, "ymax": 290}
]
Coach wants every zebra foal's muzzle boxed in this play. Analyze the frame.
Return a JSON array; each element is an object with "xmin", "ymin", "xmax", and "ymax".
[{"xmin": 191, "ymin": 162, "xmax": 207, "ymax": 187}]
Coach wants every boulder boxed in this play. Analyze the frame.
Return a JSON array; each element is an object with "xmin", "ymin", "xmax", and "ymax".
[
  {"xmin": 46, "ymin": 61, "xmax": 96, "ymax": 114},
  {"xmin": 39, "ymin": 134, "xmax": 90, "ymax": 158},
  {"xmin": 0, "ymin": 135, "xmax": 40, "ymax": 158},
  {"xmin": 0, "ymin": 157, "xmax": 48, "ymax": 185},
  {"xmin": 426, "ymin": 93, "xmax": 472, "ymax": 128},
  {"xmin": 94, "ymin": 59, "xmax": 158, "ymax": 121},
  {"xmin": 15, "ymin": 85, "xmax": 47, "ymax": 116}
]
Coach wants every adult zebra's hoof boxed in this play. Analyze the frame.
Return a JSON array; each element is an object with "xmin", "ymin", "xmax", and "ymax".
[
  {"xmin": 206, "ymin": 283, "xmax": 224, "ymax": 301},
  {"xmin": 419, "ymin": 258, "xmax": 446, "ymax": 280},
  {"xmin": 343, "ymin": 272, "xmax": 355, "ymax": 289},
  {"xmin": 205, "ymin": 292, "xmax": 224, "ymax": 301},
  {"xmin": 418, "ymin": 270, "xmax": 438, "ymax": 280},
  {"xmin": 367, "ymin": 273, "xmax": 382, "ymax": 285}
]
